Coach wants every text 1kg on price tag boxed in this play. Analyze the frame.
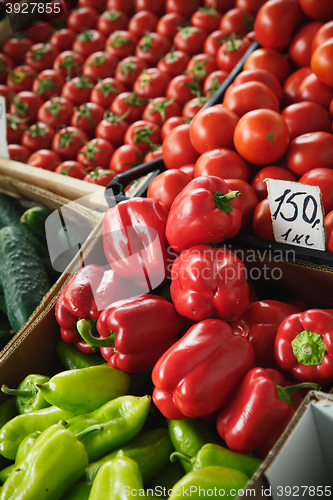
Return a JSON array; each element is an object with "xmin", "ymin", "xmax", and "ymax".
[{"xmin": 266, "ymin": 178, "xmax": 326, "ymax": 251}]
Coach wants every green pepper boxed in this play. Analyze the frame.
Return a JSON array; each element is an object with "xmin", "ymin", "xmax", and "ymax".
[
  {"xmin": 167, "ymin": 419, "xmax": 224, "ymax": 473},
  {"xmin": 67, "ymin": 395, "xmax": 151, "ymax": 462},
  {"xmin": 0, "ymin": 464, "xmax": 14, "ymax": 484},
  {"xmin": 61, "ymin": 480, "xmax": 92, "ymax": 500},
  {"xmin": 0, "ymin": 406, "xmax": 75, "ymax": 459},
  {"xmin": 56, "ymin": 338, "xmax": 106, "ymax": 370},
  {"xmin": 168, "ymin": 466, "xmax": 249, "ymax": 500},
  {"xmin": 0, "ymin": 422, "xmax": 101, "ymax": 500},
  {"xmin": 0, "ymin": 398, "xmax": 18, "ymax": 429},
  {"xmin": 15, "ymin": 431, "xmax": 41, "ymax": 464},
  {"xmin": 147, "ymin": 461, "xmax": 184, "ymax": 498},
  {"xmin": 1, "ymin": 374, "xmax": 51, "ymax": 414},
  {"xmin": 85, "ymin": 428, "xmax": 173, "ymax": 484},
  {"xmin": 170, "ymin": 443, "xmax": 262, "ymax": 478},
  {"xmin": 89, "ymin": 450, "xmax": 144, "ymax": 500},
  {"xmin": 36, "ymin": 365, "xmax": 131, "ymax": 415}
]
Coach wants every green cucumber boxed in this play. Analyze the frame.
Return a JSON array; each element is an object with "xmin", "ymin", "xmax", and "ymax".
[
  {"xmin": 0, "ymin": 226, "xmax": 50, "ymax": 333},
  {"xmin": 0, "ymin": 295, "xmax": 7, "ymax": 316},
  {"xmin": 20, "ymin": 206, "xmax": 51, "ymax": 239},
  {"xmin": 0, "ymin": 194, "xmax": 48, "ymax": 258}
]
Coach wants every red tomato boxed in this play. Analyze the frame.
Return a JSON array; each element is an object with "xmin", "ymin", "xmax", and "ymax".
[
  {"xmin": 311, "ymin": 21, "xmax": 333, "ymax": 54},
  {"xmin": 82, "ymin": 52, "xmax": 119, "ymax": 83},
  {"xmin": 234, "ymin": 109, "xmax": 290, "ymax": 166},
  {"xmin": 166, "ymin": 0, "xmax": 201, "ymax": 16},
  {"xmin": 32, "ymin": 70, "xmax": 65, "ymax": 101},
  {"xmin": 179, "ymin": 164, "xmax": 195, "ymax": 177},
  {"xmin": 232, "ymin": 68, "xmax": 283, "ymax": 102},
  {"xmin": 220, "ymin": 8, "xmax": 254, "ymax": 37},
  {"xmin": 53, "ymin": 51, "xmax": 85, "ymax": 80},
  {"xmin": 223, "ymin": 81, "xmax": 280, "ymax": 117},
  {"xmin": 253, "ymin": 0, "xmax": 303, "ymax": 51},
  {"xmin": 311, "ymin": 39, "xmax": 333, "ymax": 88},
  {"xmin": 78, "ymin": 0, "xmax": 107, "ymax": 14},
  {"xmin": 286, "ymin": 131, "xmax": 333, "ymax": 177},
  {"xmin": 191, "ymin": 6, "xmax": 222, "ymax": 34},
  {"xmin": 217, "ymin": 36, "xmax": 252, "ymax": 73},
  {"xmin": 156, "ymin": 13, "xmax": 185, "ymax": 40},
  {"xmin": 203, "ymin": 70, "xmax": 228, "ymax": 96},
  {"xmin": 281, "ymin": 102, "xmax": 332, "ymax": 142},
  {"xmin": 55, "ymin": 160, "xmax": 86, "ymax": 179},
  {"xmin": 224, "ymin": 178, "xmax": 259, "ymax": 231},
  {"xmin": 111, "ymin": 91, "xmax": 147, "ymax": 123},
  {"xmin": 115, "ymin": 56, "xmax": 148, "ymax": 90},
  {"xmin": 143, "ymin": 149, "xmax": 163, "ymax": 162},
  {"xmin": 157, "ymin": 50, "xmax": 191, "ymax": 78},
  {"xmin": 135, "ymin": 32, "xmax": 171, "ymax": 67},
  {"xmin": 73, "ymin": 30, "xmax": 106, "ymax": 58},
  {"xmin": 174, "ymin": 27, "xmax": 208, "ymax": 56},
  {"xmin": 133, "ymin": 68, "xmax": 171, "ymax": 99},
  {"xmin": 203, "ymin": 30, "xmax": 228, "ymax": 57},
  {"xmin": 28, "ymin": 149, "xmax": 61, "ymax": 171},
  {"xmin": 71, "ymin": 102, "xmax": 105, "ymax": 137},
  {"xmin": 21, "ymin": 122, "xmax": 56, "ymax": 153},
  {"xmin": 190, "ymin": 105, "xmax": 239, "ymax": 154},
  {"xmin": 109, "ymin": 144, "xmax": 143, "ymax": 173},
  {"xmin": 77, "ymin": 137, "xmax": 115, "ymax": 169},
  {"xmin": 237, "ymin": 0, "xmax": 266, "ymax": 15},
  {"xmin": 0, "ymin": 54, "xmax": 14, "ymax": 85},
  {"xmin": 288, "ymin": 21, "xmax": 323, "ymax": 68},
  {"xmin": 10, "ymin": 91, "xmax": 44, "ymax": 124},
  {"xmin": 251, "ymin": 165, "xmax": 297, "ymax": 201},
  {"xmin": 49, "ymin": 29, "xmax": 76, "ymax": 52},
  {"xmin": 2, "ymin": 36, "xmax": 33, "ymax": 65},
  {"xmin": 0, "ymin": 85, "xmax": 14, "ymax": 112},
  {"xmin": 6, "ymin": 65, "xmax": 35, "ymax": 93},
  {"xmin": 135, "ymin": 0, "xmax": 165, "ymax": 16},
  {"xmin": 37, "ymin": 96, "xmax": 75, "ymax": 128},
  {"xmin": 162, "ymin": 123, "xmax": 200, "ymax": 169},
  {"xmin": 8, "ymin": 144, "xmax": 32, "ymax": 163},
  {"xmin": 295, "ymin": 72, "xmax": 333, "ymax": 109},
  {"xmin": 186, "ymin": 54, "xmax": 217, "ymax": 83},
  {"xmin": 147, "ymin": 169, "xmax": 192, "ymax": 210},
  {"xmin": 194, "ymin": 148, "xmax": 250, "ymax": 182},
  {"xmin": 67, "ymin": 6, "xmax": 99, "ymax": 33},
  {"xmin": 182, "ymin": 96, "xmax": 208, "ymax": 120},
  {"xmin": 161, "ymin": 116, "xmax": 189, "ymax": 140},
  {"xmin": 243, "ymin": 48, "xmax": 291, "ymax": 86},
  {"xmin": 298, "ymin": 0, "xmax": 333, "ymax": 21},
  {"xmin": 97, "ymin": 10, "xmax": 129, "ymax": 36},
  {"xmin": 252, "ymin": 198, "xmax": 275, "ymax": 240},
  {"xmin": 299, "ymin": 168, "xmax": 333, "ymax": 215},
  {"xmin": 83, "ymin": 168, "xmax": 117, "ymax": 186},
  {"xmin": 324, "ymin": 210, "xmax": 333, "ymax": 252},
  {"xmin": 96, "ymin": 110, "xmax": 129, "ymax": 147},
  {"xmin": 105, "ymin": 30, "xmax": 138, "ymax": 60},
  {"xmin": 90, "ymin": 78, "xmax": 126, "ymax": 108},
  {"xmin": 61, "ymin": 75, "xmax": 94, "ymax": 106},
  {"xmin": 6, "ymin": 113, "xmax": 26, "ymax": 144},
  {"xmin": 124, "ymin": 120, "xmax": 161, "ymax": 152},
  {"xmin": 52, "ymin": 126, "xmax": 89, "ymax": 160},
  {"xmin": 128, "ymin": 11, "xmax": 158, "ymax": 37},
  {"xmin": 24, "ymin": 43, "xmax": 58, "ymax": 73},
  {"xmin": 106, "ymin": 0, "xmax": 134, "ymax": 15},
  {"xmin": 281, "ymin": 66, "xmax": 312, "ymax": 107},
  {"xmin": 166, "ymin": 73, "xmax": 202, "ymax": 105},
  {"xmin": 142, "ymin": 97, "xmax": 181, "ymax": 126}
]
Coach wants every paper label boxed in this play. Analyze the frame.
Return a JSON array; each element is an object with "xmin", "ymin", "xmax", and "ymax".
[
  {"xmin": 0, "ymin": 96, "xmax": 9, "ymax": 159},
  {"xmin": 266, "ymin": 178, "xmax": 326, "ymax": 251}
]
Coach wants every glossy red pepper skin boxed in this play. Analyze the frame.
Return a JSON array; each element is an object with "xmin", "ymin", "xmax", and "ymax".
[
  {"xmin": 166, "ymin": 176, "xmax": 242, "ymax": 254},
  {"xmin": 152, "ymin": 319, "xmax": 255, "ymax": 420},
  {"xmin": 230, "ymin": 300, "xmax": 302, "ymax": 370},
  {"xmin": 274, "ymin": 309, "xmax": 333, "ymax": 385},
  {"xmin": 102, "ymin": 198, "xmax": 170, "ymax": 290},
  {"xmin": 216, "ymin": 367, "xmax": 303, "ymax": 458},
  {"xmin": 97, "ymin": 295, "xmax": 182, "ymax": 373},
  {"xmin": 55, "ymin": 264, "xmax": 131, "ymax": 352},
  {"xmin": 170, "ymin": 245, "xmax": 249, "ymax": 322}
]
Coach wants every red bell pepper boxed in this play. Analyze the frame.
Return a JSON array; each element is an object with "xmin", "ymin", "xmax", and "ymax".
[
  {"xmin": 152, "ymin": 319, "xmax": 255, "ymax": 420},
  {"xmin": 166, "ymin": 176, "xmax": 242, "ymax": 254},
  {"xmin": 170, "ymin": 245, "xmax": 249, "ymax": 322},
  {"xmin": 230, "ymin": 300, "xmax": 302, "ymax": 370},
  {"xmin": 55, "ymin": 264, "xmax": 131, "ymax": 353},
  {"xmin": 76, "ymin": 295, "xmax": 182, "ymax": 373},
  {"xmin": 274, "ymin": 309, "xmax": 333, "ymax": 385},
  {"xmin": 102, "ymin": 198, "xmax": 170, "ymax": 290},
  {"xmin": 217, "ymin": 367, "xmax": 319, "ymax": 458}
]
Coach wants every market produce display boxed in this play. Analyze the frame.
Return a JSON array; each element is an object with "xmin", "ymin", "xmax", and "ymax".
[{"xmin": 1, "ymin": 0, "xmax": 333, "ymax": 498}]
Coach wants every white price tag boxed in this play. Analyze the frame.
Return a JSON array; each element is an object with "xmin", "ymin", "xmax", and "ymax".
[
  {"xmin": 266, "ymin": 178, "xmax": 326, "ymax": 251},
  {"xmin": 0, "ymin": 96, "xmax": 9, "ymax": 159}
]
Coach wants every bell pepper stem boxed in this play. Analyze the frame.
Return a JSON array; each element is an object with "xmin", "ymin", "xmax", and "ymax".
[
  {"xmin": 277, "ymin": 382, "xmax": 320, "ymax": 407},
  {"xmin": 1, "ymin": 384, "xmax": 35, "ymax": 398},
  {"xmin": 76, "ymin": 319, "xmax": 117, "ymax": 349},
  {"xmin": 75, "ymin": 424, "xmax": 104, "ymax": 441},
  {"xmin": 214, "ymin": 190, "xmax": 241, "ymax": 214},
  {"xmin": 170, "ymin": 451, "xmax": 195, "ymax": 466},
  {"xmin": 291, "ymin": 329, "xmax": 326, "ymax": 366}
]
